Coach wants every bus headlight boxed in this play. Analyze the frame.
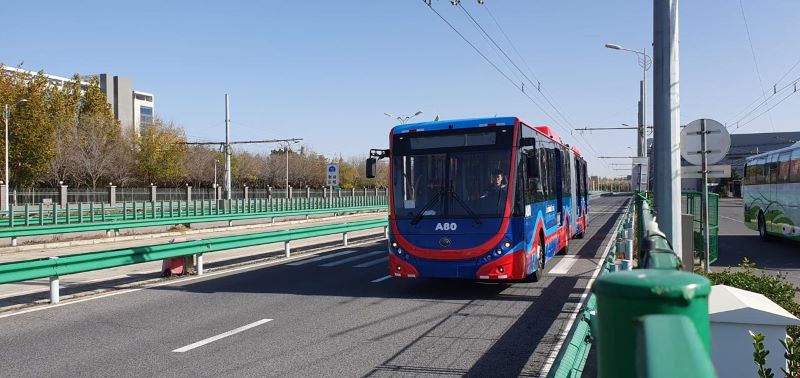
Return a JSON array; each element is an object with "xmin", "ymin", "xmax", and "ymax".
[
  {"xmin": 391, "ymin": 241, "xmax": 398, "ymax": 249},
  {"xmin": 396, "ymin": 248, "xmax": 402, "ymax": 255},
  {"xmin": 503, "ymin": 240, "xmax": 512, "ymax": 249},
  {"xmin": 495, "ymin": 248, "xmax": 503, "ymax": 256}
]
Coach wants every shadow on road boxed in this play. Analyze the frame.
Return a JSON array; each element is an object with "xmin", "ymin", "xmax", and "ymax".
[{"xmin": 716, "ymin": 234, "xmax": 800, "ymax": 270}]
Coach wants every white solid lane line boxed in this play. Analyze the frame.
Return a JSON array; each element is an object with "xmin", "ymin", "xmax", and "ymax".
[
  {"xmin": 549, "ymin": 255, "xmax": 578, "ymax": 275},
  {"xmin": 371, "ymin": 275, "xmax": 392, "ymax": 283},
  {"xmin": 172, "ymin": 319, "xmax": 273, "ymax": 353},
  {"xmin": 720, "ymin": 215, "xmax": 744, "ymax": 224},
  {"xmin": 320, "ymin": 250, "xmax": 386, "ymax": 267},
  {"xmin": 354, "ymin": 256, "xmax": 388, "ymax": 268},
  {"xmin": 285, "ymin": 250, "xmax": 357, "ymax": 266}
]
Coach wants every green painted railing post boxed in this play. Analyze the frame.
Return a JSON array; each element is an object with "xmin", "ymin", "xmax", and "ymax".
[
  {"xmin": 122, "ymin": 202, "xmax": 127, "ymax": 221},
  {"xmin": 39, "ymin": 204, "xmax": 44, "ymax": 225},
  {"xmin": 151, "ymin": 201, "xmax": 156, "ymax": 219},
  {"xmin": 65, "ymin": 203, "xmax": 70, "ymax": 224},
  {"xmin": 24, "ymin": 204, "xmax": 30, "ymax": 226},
  {"xmin": 52, "ymin": 204, "xmax": 58, "ymax": 225},
  {"xmin": 90, "ymin": 202, "xmax": 95, "ymax": 223},
  {"xmin": 593, "ymin": 270, "xmax": 711, "ymax": 378},
  {"xmin": 100, "ymin": 202, "xmax": 105, "ymax": 222}
]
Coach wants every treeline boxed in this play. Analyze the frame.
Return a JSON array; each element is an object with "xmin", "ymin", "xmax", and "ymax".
[{"xmin": 0, "ymin": 66, "xmax": 387, "ymax": 189}]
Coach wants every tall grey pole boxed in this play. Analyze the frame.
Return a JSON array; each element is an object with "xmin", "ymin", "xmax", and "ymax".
[
  {"xmin": 3, "ymin": 105, "xmax": 8, "ymax": 211},
  {"xmin": 285, "ymin": 144, "xmax": 289, "ymax": 190},
  {"xmin": 653, "ymin": 0, "xmax": 682, "ymax": 256},
  {"xmin": 700, "ymin": 119, "xmax": 711, "ymax": 273},
  {"xmin": 641, "ymin": 48, "xmax": 648, "ymax": 158},
  {"xmin": 224, "ymin": 94, "xmax": 232, "ymax": 200}
]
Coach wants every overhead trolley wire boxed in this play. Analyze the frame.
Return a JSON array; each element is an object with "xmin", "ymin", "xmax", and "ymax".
[{"xmin": 422, "ymin": 1, "xmax": 610, "ymax": 170}]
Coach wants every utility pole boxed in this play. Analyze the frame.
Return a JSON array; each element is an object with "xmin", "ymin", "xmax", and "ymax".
[
  {"xmin": 224, "ymin": 94, "xmax": 232, "ymax": 200},
  {"xmin": 653, "ymin": 0, "xmax": 682, "ymax": 255},
  {"xmin": 639, "ymin": 78, "xmax": 647, "ymax": 158}
]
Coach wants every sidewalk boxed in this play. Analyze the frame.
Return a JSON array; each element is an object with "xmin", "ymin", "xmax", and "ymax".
[{"xmin": 0, "ymin": 212, "xmax": 388, "ymax": 311}]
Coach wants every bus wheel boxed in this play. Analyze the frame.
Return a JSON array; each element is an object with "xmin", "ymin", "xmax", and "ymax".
[
  {"xmin": 758, "ymin": 212, "xmax": 770, "ymax": 241},
  {"xmin": 533, "ymin": 238, "xmax": 546, "ymax": 282}
]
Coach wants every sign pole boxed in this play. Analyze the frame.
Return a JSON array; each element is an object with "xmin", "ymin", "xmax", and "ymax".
[{"xmin": 700, "ymin": 119, "xmax": 711, "ymax": 273}]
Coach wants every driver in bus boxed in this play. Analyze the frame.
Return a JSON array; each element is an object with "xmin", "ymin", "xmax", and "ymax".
[{"xmin": 480, "ymin": 169, "xmax": 507, "ymax": 200}]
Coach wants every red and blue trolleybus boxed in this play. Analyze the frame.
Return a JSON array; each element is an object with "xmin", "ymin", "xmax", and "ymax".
[{"xmin": 367, "ymin": 117, "xmax": 588, "ymax": 281}]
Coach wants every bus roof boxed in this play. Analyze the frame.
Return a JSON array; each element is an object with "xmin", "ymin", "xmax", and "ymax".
[
  {"xmin": 393, "ymin": 116, "xmax": 573, "ymax": 150},
  {"xmin": 393, "ymin": 116, "xmax": 518, "ymax": 134},
  {"xmin": 746, "ymin": 141, "xmax": 800, "ymax": 161}
]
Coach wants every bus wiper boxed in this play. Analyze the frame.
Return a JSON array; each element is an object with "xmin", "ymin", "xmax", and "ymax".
[
  {"xmin": 449, "ymin": 189, "xmax": 483, "ymax": 225},
  {"xmin": 410, "ymin": 190, "xmax": 445, "ymax": 226}
]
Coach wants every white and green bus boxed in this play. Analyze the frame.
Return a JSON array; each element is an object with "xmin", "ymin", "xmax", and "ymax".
[{"xmin": 743, "ymin": 142, "xmax": 800, "ymax": 241}]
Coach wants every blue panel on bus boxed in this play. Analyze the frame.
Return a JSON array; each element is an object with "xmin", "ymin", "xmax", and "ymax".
[{"xmin": 393, "ymin": 117, "xmax": 518, "ymax": 134}]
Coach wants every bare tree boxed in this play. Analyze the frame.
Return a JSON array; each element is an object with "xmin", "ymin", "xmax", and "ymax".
[{"xmin": 72, "ymin": 114, "xmax": 121, "ymax": 189}]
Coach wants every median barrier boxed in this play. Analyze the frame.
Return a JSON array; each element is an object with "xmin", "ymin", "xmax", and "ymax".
[
  {"xmin": 0, "ymin": 204, "xmax": 386, "ymax": 246},
  {"xmin": 0, "ymin": 218, "xmax": 389, "ymax": 303}
]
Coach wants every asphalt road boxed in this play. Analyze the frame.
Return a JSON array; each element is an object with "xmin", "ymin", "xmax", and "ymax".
[
  {"xmin": 714, "ymin": 198, "xmax": 800, "ymax": 295},
  {"xmin": 0, "ymin": 196, "xmax": 627, "ymax": 378}
]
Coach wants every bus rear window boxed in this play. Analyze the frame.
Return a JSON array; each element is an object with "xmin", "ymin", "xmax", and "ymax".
[{"xmin": 409, "ymin": 132, "xmax": 496, "ymax": 150}]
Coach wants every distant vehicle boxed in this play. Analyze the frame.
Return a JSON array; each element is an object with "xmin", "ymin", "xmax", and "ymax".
[
  {"xmin": 743, "ymin": 142, "xmax": 800, "ymax": 241},
  {"xmin": 366, "ymin": 117, "xmax": 588, "ymax": 281}
]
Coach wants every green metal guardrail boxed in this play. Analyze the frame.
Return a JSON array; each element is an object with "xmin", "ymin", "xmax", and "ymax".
[
  {"xmin": 635, "ymin": 193, "xmax": 682, "ymax": 270},
  {"xmin": 0, "ymin": 218, "xmax": 389, "ymax": 303},
  {"xmin": 590, "ymin": 192, "xmax": 716, "ymax": 378},
  {"xmin": 0, "ymin": 196, "xmax": 388, "ymax": 227},
  {"xmin": 0, "ymin": 204, "xmax": 386, "ymax": 246},
  {"xmin": 635, "ymin": 315, "xmax": 717, "ymax": 377},
  {"xmin": 551, "ymin": 193, "xmax": 717, "ymax": 377},
  {"xmin": 549, "ymin": 197, "xmax": 634, "ymax": 378}
]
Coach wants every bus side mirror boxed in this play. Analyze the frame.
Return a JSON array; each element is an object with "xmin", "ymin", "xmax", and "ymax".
[{"xmin": 366, "ymin": 158, "xmax": 377, "ymax": 178}]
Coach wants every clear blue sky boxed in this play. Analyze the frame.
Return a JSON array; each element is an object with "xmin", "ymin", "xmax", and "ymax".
[{"xmin": 2, "ymin": 1, "xmax": 799, "ymax": 177}]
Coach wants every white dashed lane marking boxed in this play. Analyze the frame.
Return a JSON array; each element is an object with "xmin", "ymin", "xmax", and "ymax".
[
  {"xmin": 354, "ymin": 256, "xmax": 388, "ymax": 268},
  {"xmin": 285, "ymin": 250, "xmax": 357, "ymax": 266},
  {"xmin": 172, "ymin": 319, "xmax": 273, "ymax": 353},
  {"xmin": 320, "ymin": 251, "xmax": 386, "ymax": 267}
]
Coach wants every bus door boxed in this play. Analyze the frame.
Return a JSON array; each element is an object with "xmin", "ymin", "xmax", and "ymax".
[{"xmin": 554, "ymin": 149, "xmax": 564, "ymax": 226}]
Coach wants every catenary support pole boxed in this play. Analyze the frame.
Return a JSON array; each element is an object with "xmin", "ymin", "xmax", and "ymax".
[
  {"xmin": 653, "ymin": 0, "xmax": 682, "ymax": 257},
  {"xmin": 224, "ymin": 94, "xmax": 232, "ymax": 200}
]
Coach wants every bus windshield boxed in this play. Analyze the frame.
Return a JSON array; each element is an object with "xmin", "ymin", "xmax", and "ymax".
[{"xmin": 392, "ymin": 149, "xmax": 511, "ymax": 220}]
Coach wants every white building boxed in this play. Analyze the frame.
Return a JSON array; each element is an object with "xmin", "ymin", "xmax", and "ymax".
[{"xmin": 1, "ymin": 66, "xmax": 154, "ymax": 134}]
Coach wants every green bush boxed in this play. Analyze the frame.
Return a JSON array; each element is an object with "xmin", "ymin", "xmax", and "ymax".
[{"xmin": 704, "ymin": 258, "xmax": 800, "ymax": 340}]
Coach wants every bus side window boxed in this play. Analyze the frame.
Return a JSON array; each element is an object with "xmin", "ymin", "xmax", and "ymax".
[
  {"xmin": 779, "ymin": 152, "xmax": 792, "ymax": 183},
  {"xmin": 792, "ymin": 149, "xmax": 800, "ymax": 183}
]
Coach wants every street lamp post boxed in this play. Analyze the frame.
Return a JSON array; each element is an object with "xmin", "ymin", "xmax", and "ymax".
[
  {"xmin": 384, "ymin": 111, "xmax": 422, "ymax": 125},
  {"xmin": 605, "ymin": 43, "xmax": 651, "ymax": 159},
  {"xmin": 2, "ymin": 99, "xmax": 27, "ymax": 211}
]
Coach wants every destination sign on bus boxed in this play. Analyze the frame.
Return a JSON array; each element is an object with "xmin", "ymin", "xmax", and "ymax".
[{"xmin": 409, "ymin": 132, "xmax": 496, "ymax": 150}]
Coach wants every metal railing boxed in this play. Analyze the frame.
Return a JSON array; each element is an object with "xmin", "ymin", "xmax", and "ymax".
[
  {"xmin": 0, "ymin": 196, "xmax": 388, "ymax": 228},
  {"xmin": 7, "ymin": 187, "xmax": 389, "ymax": 206},
  {"xmin": 0, "ymin": 218, "xmax": 389, "ymax": 304},
  {"xmin": 550, "ymin": 193, "xmax": 717, "ymax": 377}
]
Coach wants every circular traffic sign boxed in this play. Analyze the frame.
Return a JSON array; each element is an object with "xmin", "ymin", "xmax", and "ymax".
[{"xmin": 680, "ymin": 119, "xmax": 730, "ymax": 165}]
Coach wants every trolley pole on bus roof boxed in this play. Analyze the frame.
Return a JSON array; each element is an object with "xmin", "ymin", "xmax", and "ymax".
[{"xmin": 653, "ymin": 0, "xmax": 682, "ymax": 258}]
